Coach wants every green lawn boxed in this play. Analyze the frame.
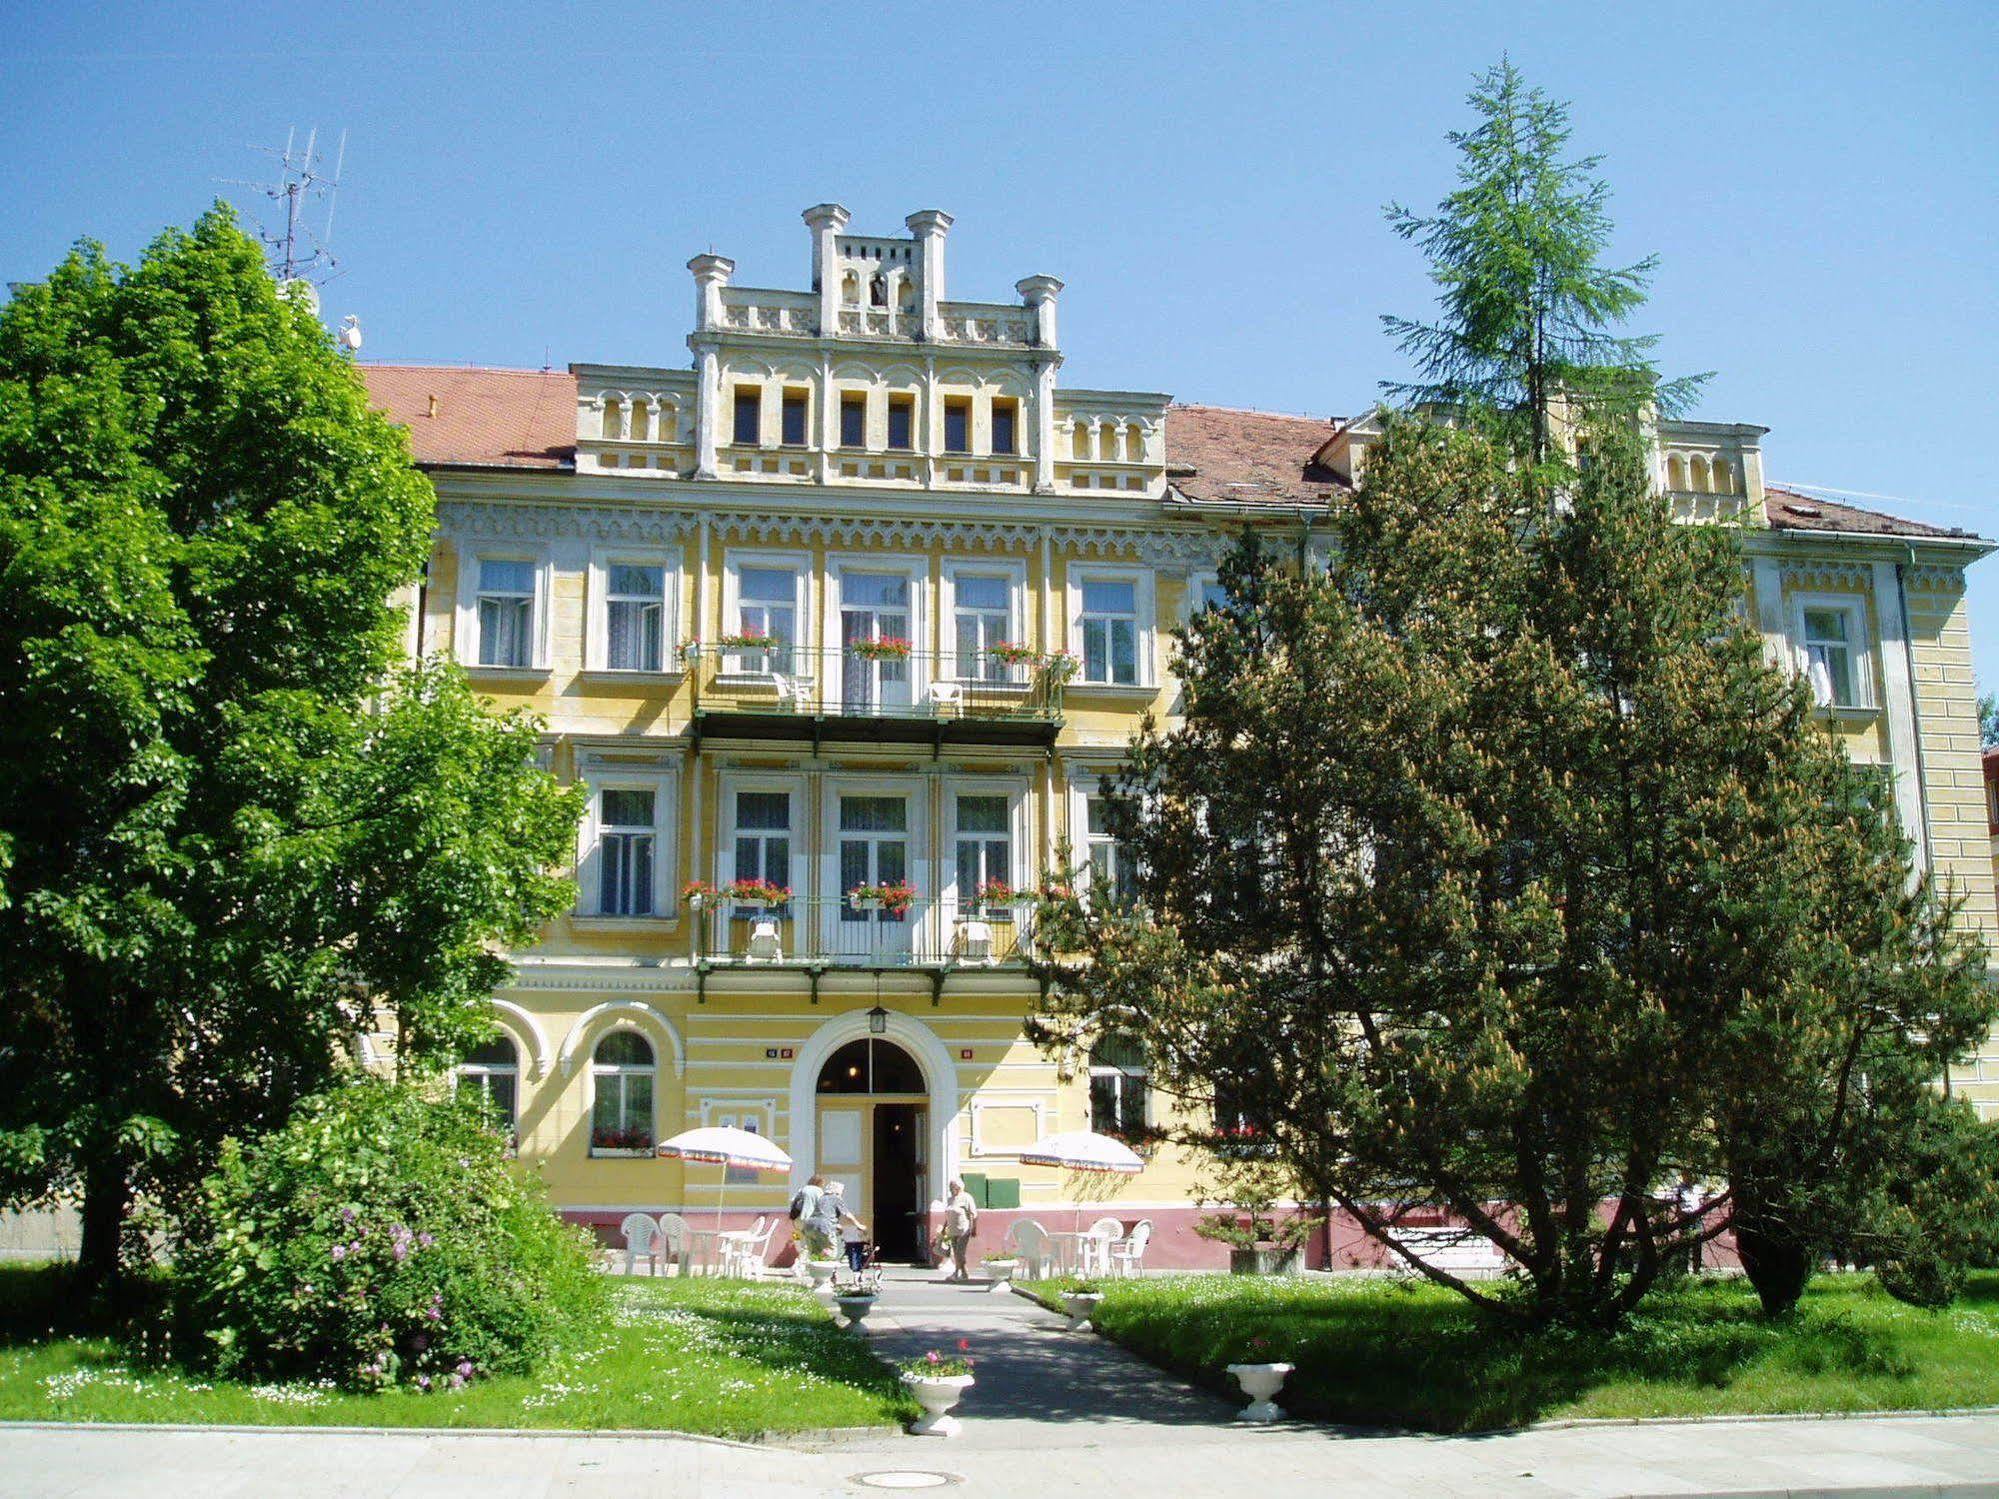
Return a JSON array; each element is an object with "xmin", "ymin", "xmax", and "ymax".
[
  {"xmin": 1027, "ymin": 1270, "xmax": 1999, "ymax": 1432},
  {"xmin": 0, "ymin": 1266, "xmax": 914, "ymax": 1439}
]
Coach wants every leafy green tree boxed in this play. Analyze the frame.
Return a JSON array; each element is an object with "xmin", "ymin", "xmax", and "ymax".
[
  {"xmin": 0, "ymin": 208, "xmax": 582, "ymax": 1291},
  {"xmin": 1382, "ymin": 58, "xmax": 1704, "ymax": 471},
  {"xmin": 1032, "ymin": 417, "xmax": 1993, "ymax": 1327},
  {"xmin": 1978, "ymin": 690, "xmax": 1997, "ymax": 749}
]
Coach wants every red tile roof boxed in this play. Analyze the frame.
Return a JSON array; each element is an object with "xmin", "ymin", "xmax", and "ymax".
[
  {"xmin": 360, "ymin": 364, "xmax": 575, "ymax": 470},
  {"xmin": 355, "ymin": 367, "xmax": 1976, "ymax": 543},
  {"xmin": 1162, "ymin": 403, "xmax": 1346, "ymax": 507},
  {"xmin": 1761, "ymin": 485, "xmax": 1969, "ymax": 540}
]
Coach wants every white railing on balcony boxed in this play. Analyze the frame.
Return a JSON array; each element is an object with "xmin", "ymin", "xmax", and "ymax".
[{"xmin": 696, "ymin": 895, "xmax": 1041, "ymax": 967}]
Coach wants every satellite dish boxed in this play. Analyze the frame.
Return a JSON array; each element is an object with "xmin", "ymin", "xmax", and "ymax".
[
  {"xmin": 338, "ymin": 315, "xmax": 363, "ymax": 352},
  {"xmin": 277, "ymin": 278, "xmax": 321, "ymax": 316}
]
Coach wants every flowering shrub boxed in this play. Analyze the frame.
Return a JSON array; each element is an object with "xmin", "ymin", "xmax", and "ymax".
[
  {"xmin": 849, "ymin": 881, "xmax": 915, "ymax": 914},
  {"xmin": 983, "ymin": 641, "xmax": 1041, "ymax": 667},
  {"xmin": 848, "ymin": 636, "xmax": 912, "ymax": 661},
  {"xmin": 590, "ymin": 1125, "xmax": 653, "ymax": 1152},
  {"xmin": 178, "ymin": 1080, "xmax": 604, "ymax": 1391},
  {"xmin": 975, "ymin": 879, "xmax": 1016, "ymax": 905}
]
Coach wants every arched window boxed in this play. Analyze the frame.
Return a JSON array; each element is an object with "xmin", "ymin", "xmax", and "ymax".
[
  {"xmin": 1125, "ymin": 423, "xmax": 1145, "ymax": 463},
  {"xmin": 590, "ymin": 1031, "xmax": 656, "ymax": 1154},
  {"xmin": 896, "ymin": 276, "xmax": 916, "ymax": 312},
  {"xmin": 816, "ymin": 1037, "xmax": 924, "ymax": 1095},
  {"xmin": 869, "ymin": 274, "xmax": 888, "ymax": 308},
  {"xmin": 1072, "ymin": 421, "xmax": 1092, "ymax": 462},
  {"xmin": 1690, "ymin": 455, "xmax": 1712, "ymax": 494},
  {"xmin": 628, "ymin": 400, "xmax": 651, "ymax": 443},
  {"xmin": 602, "ymin": 398, "xmax": 625, "ymax": 441},
  {"xmin": 1089, "ymin": 1035, "xmax": 1147, "ymax": 1137},
  {"xmin": 841, "ymin": 270, "xmax": 861, "ymax": 307},
  {"xmin": 1666, "ymin": 454, "xmax": 1688, "ymax": 491},
  {"xmin": 1712, "ymin": 457, "xmax": 1735, "ymax": 495},
  {"xmin": 458, "ymin": 1036, "xmax": 519, "ymax": 1145}
]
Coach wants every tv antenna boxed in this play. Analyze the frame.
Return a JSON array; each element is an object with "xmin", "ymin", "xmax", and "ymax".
[{"xmin": 221, "ymin": 127, "xmax": 347, "ymax": 308}]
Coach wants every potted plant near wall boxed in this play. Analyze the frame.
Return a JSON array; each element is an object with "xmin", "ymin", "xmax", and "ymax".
[
  {"xmin": 680, "ymin": 879, "xmax": 717, "ymax": 911},
  {"xmin": 975, "ymin": 879, "xmax": 1016, "ymax": 918},
  {"xmin": 1060, "ymin": 1280, "xmax": 1105, "ymax": 1332},
  {"xmin": 724, "ymin": 878, "xmax": 788, "ymax": 909},
  {"xmin": 1194, "ymin": 1207, "xmax": 1321, "ymax": 1276},
  {"xmin": 717, "ymin": 631, "xmax": 778, "ymax": 652},
  {"xmin": 900, "ymin": 1346, "xmax": 976, "ymax": 1436}
]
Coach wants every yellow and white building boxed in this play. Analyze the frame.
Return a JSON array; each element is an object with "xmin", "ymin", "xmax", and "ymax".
[{"xmin": 360, "ymin": 204, "xmax": 1998, "ymax": 1265}]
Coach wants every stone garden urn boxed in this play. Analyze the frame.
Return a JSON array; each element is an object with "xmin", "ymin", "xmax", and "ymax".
[
  {"xmin": 983, "ymin": 1257, "xmax": 1020, "ymax": 1294},
  {"xmin": 834, "ymin": 1291, "xmax": 877, "ymax": 1334},
  {"xmin": 901, "ymin": 1371, "xmax": 975, "ymax": 1436},
  {"xmin": 1061, "ymin": 1289, "xmax": 1104, "ymax": 1332},
  {"xmin": 803, "ymin": 1258, "xmax": 843, "ymax": 1295},
  {"xmin": 1224, "ymin": 1361, "xmax": 1295, "ymax": 1423}
]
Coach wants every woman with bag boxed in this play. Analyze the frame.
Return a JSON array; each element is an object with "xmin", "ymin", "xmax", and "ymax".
[{"xmin": 942, "ymin": 1177, "xmax": 979, "ymax": 1283}]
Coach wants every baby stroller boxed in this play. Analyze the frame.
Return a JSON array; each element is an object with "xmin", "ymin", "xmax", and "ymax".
[{"xmin": 834, "ymin": 1240, "xmax": 883, "ymax": 1296}]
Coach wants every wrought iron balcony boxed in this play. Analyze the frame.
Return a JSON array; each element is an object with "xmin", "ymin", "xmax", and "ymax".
[
  {"xmin": 694, "ymin": 894, "xmax": 1040, "ymax": 969},
  {"xmin": 685, "ymin": 644, "xmax": 1065, "ymax": 751}
]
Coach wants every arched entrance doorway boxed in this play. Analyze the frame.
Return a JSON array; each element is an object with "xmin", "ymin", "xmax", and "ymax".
[{"xmin": 815, "ymin": 1037, "xmax": 928, "ymax": 1260}]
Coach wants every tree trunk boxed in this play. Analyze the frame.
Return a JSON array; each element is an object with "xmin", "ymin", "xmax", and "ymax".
[
  {"xmin": 74, "ymin": 1158, "xmax": 131, "ymax": 1296},
  {"xmin": 1735, "ymin": 1216, "xmax": 1813, "ymax": 1317}
]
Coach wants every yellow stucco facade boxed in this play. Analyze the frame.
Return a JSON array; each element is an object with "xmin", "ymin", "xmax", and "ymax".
[{"xmin": 362, "ymin": 204, "xmax": 1999, "ymax": 1266}]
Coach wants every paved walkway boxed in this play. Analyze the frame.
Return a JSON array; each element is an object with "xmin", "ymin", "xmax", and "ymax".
[{"xmin": 4, "ymin": 1267, "xmax": 1998, "ymax": 1496}]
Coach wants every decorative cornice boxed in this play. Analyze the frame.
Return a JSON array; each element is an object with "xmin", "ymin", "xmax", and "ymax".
[
  {"xmin": 438, "ymin": 501, "xmax": 697, "ymax": 546},
  {"xmin": 436, "ymin": 497, "xmax": 1228, "ymax": 564},
  {"xmin": 1905, "ymin": 564, "xmax": 1964, "ymax": 593},
  {"xmin": 1777, "ymin": 561, "xmax": 1873, "ymax": 593}
]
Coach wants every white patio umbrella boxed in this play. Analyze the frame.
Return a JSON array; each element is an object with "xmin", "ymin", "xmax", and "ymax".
[
  {"xmin": 1017, "ymin": 1129, "xmax": 1146, "ymax": 1264},
  {"xmin": 655, "ymin": 1125, "xmax": 794, "ymax": 1241}
]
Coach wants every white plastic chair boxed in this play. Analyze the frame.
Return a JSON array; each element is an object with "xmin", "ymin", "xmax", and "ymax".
[
  {"xmin": 1109, "ymin": 1219, "xmax": 1153, "ymax": 1278},
  {"xmin": 722, "ymin": 1215, "xmax": 771, "ymax": 1278},
  {"xmin": 655, "ymin": 1212, "xmax": 690, "ymax": 1277},
  {"xmin": 618, "ymin": 1212, "xmax": 661, "ymax": 1276},
  {"xmin": 928, "ymin": 680, "xmax": 963, "ymax": 713},
  {"xmin": 1083, "ymin": 1217, "xmax": 1124, "ymax": 1277},
  {"xmin": 772, "ymin": 673, "xmax": 816, "ymax": 713},
  {"xmin": 1004, "ymin": 1219, "xmax": 1056, "ymax": 1280}
]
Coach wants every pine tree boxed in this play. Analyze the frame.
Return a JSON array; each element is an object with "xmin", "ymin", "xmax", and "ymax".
[
  {"xmin": 1033, "ymin": 417, "xmax": 1994, "ymax": 1327},
  {"xmin": 1382, "ymin": 58, "xmax": 1703, "ymax": 470}
]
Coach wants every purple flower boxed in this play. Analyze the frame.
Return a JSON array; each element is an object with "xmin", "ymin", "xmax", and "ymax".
[
  {"xmin": 426, "ymin": 1306, "xmax": 442, "ymax": 1321},
  {"xmin": 330, "ymin": 1244, "xmax": 347, "ymax": 1261},
  {"xmin": 456, "ymin": 1360, "xmax": 474, "ymax": 1378},
  {"xmin": 417, "ymin": 1375, "xmax": 431, "ymax": 1392},
  {"xmin": 340, "ymin": 1207, "xmax": 356, "ymax": 1223},
  {"xmin": 418, "ymin": 1233, "xmax": 435, "ymax": 1249},
  {"xmin": 392, "ymin": 1242, "xmax": 408, "ymax": 1262},
  {"xmin": 448, "ymin": 1373, "xmax": 465, "ymax": 1389}
]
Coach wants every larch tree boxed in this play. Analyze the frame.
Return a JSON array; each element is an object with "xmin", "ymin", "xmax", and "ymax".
[{"xmin": 0, "ymin": 208, "xmax": 582, "ymax": 1292}]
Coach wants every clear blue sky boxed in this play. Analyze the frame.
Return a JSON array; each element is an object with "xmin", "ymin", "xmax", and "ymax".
[{"xmin": 4, "ymin": 2, "xmax": 1995, "ymax": 687}]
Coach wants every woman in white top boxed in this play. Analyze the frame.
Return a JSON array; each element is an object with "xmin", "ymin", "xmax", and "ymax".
[{"xmin": 942, "ymin": 1178, "xmax": 979, "ymax": 1283}]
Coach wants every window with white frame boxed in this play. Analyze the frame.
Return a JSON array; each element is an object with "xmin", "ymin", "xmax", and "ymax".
[
  {"xmin": 953, "ymin": 573, "xmax": 1013, "ymax": 681},
  {"xmin": 597, "ymin": 787, "xmax": 659, "ymax": 916},
  {"xmin": 733, "ymin": 563, "xmax": 800, "ymax": 675},
  {"xmin": 1800, "ymin": 600, "xmax": 1869, "ymax": 709},
  {"xmin": 457, "ymin": 1035, "xmax": 519, "ymax": 1145},
  {"xmin": 731, "ymin": 789, "xmax": 793, "ymax": 910},
  {"xmin": 1089, "ymin": 1034, "xmax": 1147, "ymax": 1137},
  {"xmin": 1189, "ymin": 572, "xmax": 1232, "ymax": 617},
  {"xmin": 603, "ymin": 561, "xmax": 669, "ymax": 672},
  {"xmin": 1076, "ymin": 575, "xmax": 1141, "ymax": 685},
  {"xmin": 589, "ymin": 1031, "xmax": 655, "ymax": 1154},
  {"xmin": 474, "ymin": 558, "xmax": 537, "ymax": 668},
  {"xmin": 955, "ymin": 794, "xmax": 1012, "ymax": 907},
  {"xmin": 1085, "ymin": 789, "xmax": 1138, "ymax": 905}
]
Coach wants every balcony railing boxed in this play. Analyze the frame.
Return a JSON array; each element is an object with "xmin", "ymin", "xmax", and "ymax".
[
  {"xmin": 686, "ymin": 645, "xmax": 1065, "ymax": 749},
  {"xmin": 696, "ymin": 895, "xmax": 1040, "ymax": 968}
]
